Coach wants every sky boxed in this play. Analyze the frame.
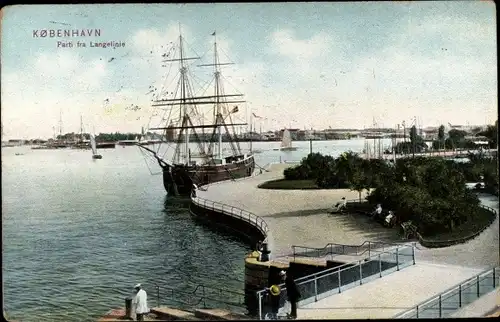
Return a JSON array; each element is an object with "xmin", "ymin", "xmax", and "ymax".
[{"xmin": 1, "ymin": 2, "xmax": 497, "ymax": 140}]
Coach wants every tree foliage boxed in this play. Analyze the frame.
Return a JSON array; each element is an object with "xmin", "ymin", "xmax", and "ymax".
[
  {"xmin": 286, "ymin": 151, "xmax": 490, "ymax": 236},
  {"xmin": 477, "ymin": 120, "xmax": 498, "ymax": 148},
  {"xmin": 438, "ymin": 125, "xmax": 445, "ymax": 141}
]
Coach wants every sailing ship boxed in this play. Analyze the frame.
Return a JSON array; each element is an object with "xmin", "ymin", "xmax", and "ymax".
[
  {"xmin": 90, "ymin": 134, "xmax": 102, "ymax": 159},
  {"xmin": 137, "ymin": 28, "xmax": 255, "ymax": 196},
  {"xmin": 274, "ymin": 129, "xmax": 297, "ymax": 151}
]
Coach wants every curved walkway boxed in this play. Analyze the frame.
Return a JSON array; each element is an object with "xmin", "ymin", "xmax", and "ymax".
[
  {"xmin": 195, "ymin": 163, "xmax": 499, "ymax": 269},
  {"xmin": 414, "ymin": 192, "xmax": 499, "ymax": 269},
  {"xmin": 197, "ymin": 163, "xmax": 393, "ymax": 257}
]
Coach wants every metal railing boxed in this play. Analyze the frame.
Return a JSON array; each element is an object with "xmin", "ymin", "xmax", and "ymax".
[
  {"xmin": 153, "ymin": 283, "xmax": 247, "ymax": 314},
  {"xmin": 479, "ymin": 204, "xmax": 497, "ymax": 215},
  {"xmin": 290, "ymin": 240, "xmax": 404, "ymax": 261},
  {"xmin": 191, "ymin": 196, "xmax": 269, "ymax": 238},
  {"xmin": 394, "ymin": 266, "xmax": 500, "ymax": 319},
  {"xmin": 256, "ymin": 244, "xmax": 416, "ymax": 319}
]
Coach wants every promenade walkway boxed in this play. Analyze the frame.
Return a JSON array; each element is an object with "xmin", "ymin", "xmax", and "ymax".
[
  {"xmin": 195, "ymin": 162, "xmax": 498, "ymax": 319},
  {"xmin": 413, "ymin": 192, "xmax": 498, "ymax": 269},
  {"xmin": 359, "ymin": 148, "xmax": 497, "ymax": 160},
  {"xmin": 196, "ymin": 163, "xmax": 397, "ymax": 257},
  {"xmin": 297, "ymin": 262, "xmax": 483, "ymax": 319},
  {"xmin": 197, "ymin": 163, "xmax": 498, "ymax": 269},
  {"xmin": 450, "ymin": 288, "xmax": 499, "ymax": 318}
]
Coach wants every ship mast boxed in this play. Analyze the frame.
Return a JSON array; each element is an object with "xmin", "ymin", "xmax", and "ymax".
[
  {"xmin": 58, "ymin": 109, "xmax": 63, "ymax": 140},
  {"xmin": 179, "ymin": 30, "xmax": 190, "ymax": 164},
  {"xmin": 149, "ymin": 29, "xmax": 248, "ymax": 164},
  {"xmin": 80, "ymin": 115, "xmax": 84, "ymax": 142},
  {"xmin": 214, "ymin": 34, "xmax": 222, "ymax": 160}
]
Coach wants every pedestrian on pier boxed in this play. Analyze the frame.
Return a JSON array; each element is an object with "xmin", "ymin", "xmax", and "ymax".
[
  {"xmin": 264, "ymin": 284, "xmax": 281, "ymax": 319},
  {"xmin": 133, "ymin": 284, "xmax": 149, "ymax": 321},
  {"xmin": 280, "ymin": 270, "xmax": 301, "ymax": 319}
]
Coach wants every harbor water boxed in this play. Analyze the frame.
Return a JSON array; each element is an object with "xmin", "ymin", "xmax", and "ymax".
[{"xmin": 2, "ymin": 139, "xmax": 380, "ymax": 321}]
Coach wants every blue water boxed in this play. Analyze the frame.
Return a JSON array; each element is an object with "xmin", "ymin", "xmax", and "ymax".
[{"xmin": 1, "ymin": 139, "xmax": 372, "ymax": 321}]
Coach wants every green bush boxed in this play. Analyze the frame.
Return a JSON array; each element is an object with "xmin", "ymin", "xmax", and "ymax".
[
  {"xmin": 283, "ymin": 165, "xmax": 310, "ymax": 180},
  {"xmin": 283, "ymin": 150, "xmax": 495, "ymax": 238}
]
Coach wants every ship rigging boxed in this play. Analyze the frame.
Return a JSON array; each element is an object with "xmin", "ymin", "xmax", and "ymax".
[{"xmin": 137, "ymin": 27, "xmax": 256, "ymax": 196}]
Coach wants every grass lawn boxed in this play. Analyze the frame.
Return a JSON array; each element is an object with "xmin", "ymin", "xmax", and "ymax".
[
  {"xmin": 257, "ymin": 179, "xmax": 320, "ymax": 190},
  {"xmin": 422, "ymin": 206, "xmax": 497, "ymax": 242}
]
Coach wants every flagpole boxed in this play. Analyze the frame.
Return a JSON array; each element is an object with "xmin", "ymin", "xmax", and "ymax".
[{"xmin": 250, "ymin": 106, "xmax": 253, "ymax": 153}]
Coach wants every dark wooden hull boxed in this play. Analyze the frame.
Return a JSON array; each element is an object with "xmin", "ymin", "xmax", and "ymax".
[
  {"xmin": 97, "ymin": 142, "xmax": 116, "ymax": 149},
  {"xmin": 162, "ymin": 154, "xmax": 255, "ymax": 196}
]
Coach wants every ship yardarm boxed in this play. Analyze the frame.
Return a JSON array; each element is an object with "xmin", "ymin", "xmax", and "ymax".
[{"xmin": 33, "ymin": 29, "xmax": 102, "ymax": 38}]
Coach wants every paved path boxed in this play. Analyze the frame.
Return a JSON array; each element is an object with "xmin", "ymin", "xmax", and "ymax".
[
  {"xmin": 450, "ymin": 288, "xmax": 499, "ymax": 318},
  {"xmin": 197, "ymin": 163, "xmax": 498, "ymax": 269},
  {"xmin": 359, "ymin": 149, "xmax": 497, "ymax": 161},
  {"xmin": 196, "ymin": 163, "xmax": 399, "ymax": 257},
  {"xmin": 297, "ymin": 262, "xmax": 484, "ymax": 319},
  {"xmin": 413, "ymin": 192, "xmax": 499, "ymax": 270},
  {"xmin": 195, "ymin": 163, "xmax": 498, "ymax": 319}
]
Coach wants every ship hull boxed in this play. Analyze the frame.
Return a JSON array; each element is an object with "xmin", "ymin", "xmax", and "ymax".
[
  {"xmin": 97, "ymin": 142, "xmax": 116, "ymax": 149},
  {"xmin": 163, "ymin": 154, "xmax": 256, "ymax": 196}
]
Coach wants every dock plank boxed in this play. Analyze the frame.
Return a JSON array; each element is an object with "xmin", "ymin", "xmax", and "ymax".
[{"xmin": 150, "ymin": 306, "xmax": 200, "ymax": 320}]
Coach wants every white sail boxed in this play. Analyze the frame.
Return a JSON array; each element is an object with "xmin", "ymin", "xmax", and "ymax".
[
  {"xmin": 281, "ymin": 129, "xmax": 293, "ymax": 148},
  {"xmin": 90, "ymin": 134, "xmax": 97, "ymax": 155}
]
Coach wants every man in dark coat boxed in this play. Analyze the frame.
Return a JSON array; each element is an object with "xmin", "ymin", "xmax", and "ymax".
[{"xmin": 280, "ymin": 270, "xmax": 301, "ymax": 319}]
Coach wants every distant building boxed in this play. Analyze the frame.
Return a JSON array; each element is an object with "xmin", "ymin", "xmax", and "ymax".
[{"xmin": 262, "ymin": 131, "xmax": 278, "ymax": 140}]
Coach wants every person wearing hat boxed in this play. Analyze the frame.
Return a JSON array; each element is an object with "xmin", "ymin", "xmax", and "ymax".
[
  {"xmin": 132, "ymin": 284, "xmax": 149, "ymax": 321},
  {"xmin": 280, "ymin": 270, "xmax": 301, "ymax": 319},
  {"xmin": 265, "ymin": 284, "xmax": 281, "ymax": 319}
]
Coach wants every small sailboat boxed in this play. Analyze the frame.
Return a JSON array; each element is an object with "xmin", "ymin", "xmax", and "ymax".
[
  {"xmin": 274, "ymin": 129, "xmax": 297, "ymax": 151},
  {"xmin": 90, "ymin": 134, "xmax": 102, "ymax": 159}
]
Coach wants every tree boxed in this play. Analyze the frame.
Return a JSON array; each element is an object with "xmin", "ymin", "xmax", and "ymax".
[
  {"xmin": 448, "ymin": 129, "xmax": 467, "ymax": 142},
  {"xmin": 348, "ymin": 166, "xmax": 370, "ymax": 202},
  {"xmin": 410, "ymin": 125, "xmax": 418, "ymax": 144},
  {"xmin": 438, "ymin": 125, "xmax": 445, "ymax": 141},
  {"xmin": 477, "ymin": 121, "xmax": 498, "ymax": 148},
  {"xmin": 438, "ymin": 125, "xmax": 445, "ymax": 150}
]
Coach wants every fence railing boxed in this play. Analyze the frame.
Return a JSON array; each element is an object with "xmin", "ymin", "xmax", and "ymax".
[
  {"xmin": 152, "ymin": 283, "xmax": 247, "ymax": 314},
  {"xmin": 394, "ymin": 266, "xmax": 500, "ymax": 319},
  {"xmin": 256, "ymin": 244, "xmax": 416, "ymax": 319},
  {"xmin": 290, "ymin": 240, "xmax": 404, "ymax": 261},
  {"xmin": 191, "ymin": 196, "xmax": 269, "ymax": 238}
]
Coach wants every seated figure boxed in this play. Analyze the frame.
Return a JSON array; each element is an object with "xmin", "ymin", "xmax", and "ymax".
[
  {"xmin": 371, "ymin": 204, "xmax": 383, "ymax": 218},
  {"xmin": 384, "ymin": 210, "xmax": 394, "ymax": 227},
  {"xmin": 331, "ymin": 197, "xmax": 347, "ymax": 213}
]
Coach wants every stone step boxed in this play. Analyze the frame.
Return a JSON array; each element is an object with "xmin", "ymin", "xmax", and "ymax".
[
  {"xmin": 150, "ymin": 306, "xmax": 201, "ymax": 321},
  {"xmin": 194, "ymin": 308, "xmax": 248, "ymax": 320}
]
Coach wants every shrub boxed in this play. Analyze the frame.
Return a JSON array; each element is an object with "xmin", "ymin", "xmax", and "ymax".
[
  {"xmin": 286, "ymin": 151, "xmax": 489, "ymax": 238},
  {"xmin": 283, "ymin": 165, "xmax": 309, "ymax": 180}
]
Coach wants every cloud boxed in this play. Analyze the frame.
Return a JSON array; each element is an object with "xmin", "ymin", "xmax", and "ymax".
[
  {"xmin": 1, "ymin": 9, "xmax": 496, "ymax": 139},
  {"xmin": 270, "ymin": 29, "xmax": 332, "ymax": 61},
  {"xmin": 1, "ymin": 48, "xmax": 113, "ymax": 138}
]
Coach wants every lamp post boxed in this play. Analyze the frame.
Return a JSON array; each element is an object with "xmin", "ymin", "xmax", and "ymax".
[{"xmin": 402, "ymin": 121, "xmax": 406, "ymax": 155}]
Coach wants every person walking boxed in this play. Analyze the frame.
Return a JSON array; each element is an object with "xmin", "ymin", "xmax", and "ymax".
[
  {"xmin": 264, "ymin": 284, "xmax": 281, "ymax": 320},
  {"xmin": 280, "ymin": 270, "xmax": 301, "ymax": 319},
  {"xmin": 133, "ymin": 284, "xmax": 149, "ymax": 321}
]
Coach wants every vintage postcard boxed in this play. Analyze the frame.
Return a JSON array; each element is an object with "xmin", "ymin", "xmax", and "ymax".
[{"xmin": 1, "ymin": 2, "xmax": 498, "ymax": 322}]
